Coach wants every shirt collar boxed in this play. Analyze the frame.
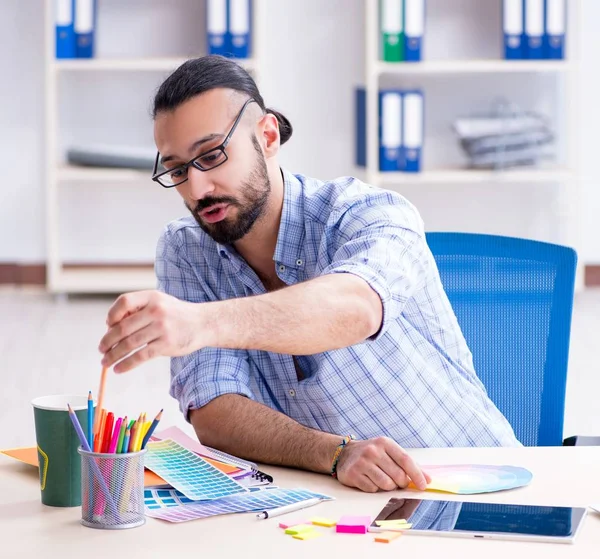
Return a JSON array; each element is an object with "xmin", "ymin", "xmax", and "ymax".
[
  {"xmin": 215, "ymin": 168, "xmax": 305, "ymax": 270},
  {"xmin": 272, "ymin": 168, "xmax": 306, "ymax": 270}
]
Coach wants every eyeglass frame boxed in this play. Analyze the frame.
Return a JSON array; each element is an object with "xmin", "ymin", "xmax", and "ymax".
[{"xmin": 151, "ymin": 97, "xmax": 258, "ymax": 188}]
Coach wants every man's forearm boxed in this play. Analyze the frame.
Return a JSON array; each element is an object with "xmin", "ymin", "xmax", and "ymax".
[
  {"xmin": 203, "ymin": 274, "xmax": 382, "ymax": 355},
  {"xmin": 190, "ymin": 394, "xmax": 342, "ymax": 473}
]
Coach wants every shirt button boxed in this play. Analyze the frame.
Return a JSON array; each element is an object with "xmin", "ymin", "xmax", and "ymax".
[
  {"xmin": 289, "ymin": 389, "xmax": 296, "ymax": 397},
  {"xmin": 296, "ymin": 259, "xmax": 303, "ymax": 266},
  {"xmin": 279, "ymin": 265, "xmax": 286, "ymax": 272}
]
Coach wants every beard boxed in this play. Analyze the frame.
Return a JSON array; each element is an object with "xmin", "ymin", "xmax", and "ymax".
[{"xmin": 186, "ymin": 136, "xmax": 271, "ymax": 245}]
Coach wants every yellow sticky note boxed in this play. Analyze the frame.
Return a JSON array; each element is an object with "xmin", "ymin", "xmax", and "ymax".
[
  {"xmin": 293, "ymin": 530, "xmax": 323, "ymax": 541},
  {"xmin": 375, "ymin": 519, "xmax": 408, "ymax": 527},
  {"xmin": 285, "ymin": 524, "xmax": 314, "ymax": 535},
  {"xmin": 375, "ymin": 531, "xmax": 403, "ymax": 543},
  {"xmin": 310, "ymin": 517, "xmax": 337, "ymax": 527}
]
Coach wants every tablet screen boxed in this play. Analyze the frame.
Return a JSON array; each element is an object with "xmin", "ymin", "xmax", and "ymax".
[{"xmin": 370, "ymin": 498, "xmax": 587, "ymax": 540}]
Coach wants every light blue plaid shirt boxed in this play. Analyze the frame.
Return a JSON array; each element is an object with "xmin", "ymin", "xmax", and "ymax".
[{"xmin": 157, "ymin": 169, "xmax": 519, "ymax": 448}]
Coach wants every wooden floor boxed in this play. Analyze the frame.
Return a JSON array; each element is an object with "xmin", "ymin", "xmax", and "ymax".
[{"xmin": 2, "ymin": 286, "xmax": 599, "ymax": 449}]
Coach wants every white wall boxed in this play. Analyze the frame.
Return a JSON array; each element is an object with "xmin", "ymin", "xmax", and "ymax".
[{"xmin": 0, "ymin": 0, "xmax": 598, "ymax": 265}]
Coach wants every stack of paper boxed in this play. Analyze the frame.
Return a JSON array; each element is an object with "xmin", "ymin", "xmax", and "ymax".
[{"xmin": 453, "ymin": 101, "xmax": 555, "ymax": 170}]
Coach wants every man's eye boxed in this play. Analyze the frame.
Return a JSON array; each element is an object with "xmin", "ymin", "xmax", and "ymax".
[{"xmin": 169, "ymin": 167, "xmax": 186, "ymax": 178}]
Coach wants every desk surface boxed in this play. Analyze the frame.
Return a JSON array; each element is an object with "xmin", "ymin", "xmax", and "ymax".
[{"xmin": 1, "ymin": 446, "xmax": 599, "ymax": 558}]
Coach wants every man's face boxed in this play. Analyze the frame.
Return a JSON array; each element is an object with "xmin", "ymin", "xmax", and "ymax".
[{"xmin": 154, "ymin": 89, "xmax": 271, "ymax": 244}]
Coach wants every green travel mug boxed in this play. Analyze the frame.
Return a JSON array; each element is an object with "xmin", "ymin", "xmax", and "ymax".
[{"xmin": 32, "ymin": 394, "xmax": 93, "ymax": 507}]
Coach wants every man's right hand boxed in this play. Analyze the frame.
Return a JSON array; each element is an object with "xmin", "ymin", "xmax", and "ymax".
[{"xmin": 334, "ymin": 437, "xmax": 431, "ymax": 493}]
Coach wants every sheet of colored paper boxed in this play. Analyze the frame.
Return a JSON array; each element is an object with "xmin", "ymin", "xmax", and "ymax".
[
  {"xmin": 1, "ymin": 445, "xmax": 170, "ymax": 488},
  {"xmin": 144, "ymin": 487, "xmax": 333, "ymax": 523},
  {"xmin": 145, "ymin": 439, "xmax": 248, "ymax": 500},
  {"xmin": 411, "ymin": 464, "xmax": 533, "ymax": 494},
  {"xmin": 0, "ymin": 447, "xmax": 38, "ymax": 467},
  {"xmin": 152, "ymin": 427, "xmax": 243, "ymax": 475}
]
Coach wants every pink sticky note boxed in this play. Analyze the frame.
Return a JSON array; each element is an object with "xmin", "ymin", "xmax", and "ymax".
[
  {"xmin": 279, "ymin": 519, "xmax": 311, "ymax": 529},
  {"xmin": 336, "ymin": 515, "xmax": 371, "ymax": 534}
]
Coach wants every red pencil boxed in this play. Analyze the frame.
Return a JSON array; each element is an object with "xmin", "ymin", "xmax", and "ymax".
[{"xmin": 101, "ymin": 412, "xmax": 114, "ymax": 453}]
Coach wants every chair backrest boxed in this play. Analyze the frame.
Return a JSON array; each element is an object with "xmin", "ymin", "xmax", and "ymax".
[{"xmin": 425, "ymin": 233, "xmax": 577, "ymax": 446}]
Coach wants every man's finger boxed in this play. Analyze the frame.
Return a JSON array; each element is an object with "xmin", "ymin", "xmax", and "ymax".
[
  {"xmin": 376, "ymin": 453, "xmax": 410, "ymax": 488},
  {"xmin": 365, "ymin": 465, "xmax": 398, "ymax": 492},
  {"xmin": 101, "ymin": 324, "xmax": 161, "ymax": 369},
  {"xmin": 385, "ymin": 441, "xmax": 428, "ymax": 490},
  {"xmin": 354, "ymin": 474, "xmax": 379, "ymax": 493},
  {"xmin": 106, "ymin": 291, "xmax": 154, "ymax": 328},
  {"xmin": 99, "ymin": 309, "xmax": 153, "ymax": 354},
  {"xmin": 113, "ymin": 341, "xmax": 160, "ymax": 374}
]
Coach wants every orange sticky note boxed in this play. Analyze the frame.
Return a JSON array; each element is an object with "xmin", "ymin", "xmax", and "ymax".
[
  {"xmin": 293, "ymin": 531, "xmax": 322, "ymax": 541},
  {"xmin": 375, "ymin": 531, "xmax": 403, "ymax": 543}
]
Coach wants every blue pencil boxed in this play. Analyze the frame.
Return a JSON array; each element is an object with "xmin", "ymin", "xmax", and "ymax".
[
  {"xmin": 87, "ymin": 391, "xmax": 94, "ymax": 448},
  {"xmin": 121, "ymin": 428, "xmax": 131, "ymax": 454},
  {"xmin": 141, "ymin": 409, "xmax": 163, "ymax": 449},
  {"xmin": 67, "ymin": 404, "xmax": 120, "ymax": 519}
]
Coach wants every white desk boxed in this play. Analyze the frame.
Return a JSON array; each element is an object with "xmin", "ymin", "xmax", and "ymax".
[{"xmin": 1, "ymin": 446, "xmax": 599, "ymax": 558}]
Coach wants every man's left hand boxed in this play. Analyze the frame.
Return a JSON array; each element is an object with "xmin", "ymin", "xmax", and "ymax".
[{"xmin": 99, "ymin": 290, "xmax": 205, "ymax": 373}]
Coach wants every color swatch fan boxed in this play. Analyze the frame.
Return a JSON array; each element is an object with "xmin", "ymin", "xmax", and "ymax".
[{"xmin": 414, "ymin": 464, "xmax": 533, "ymax": 494}]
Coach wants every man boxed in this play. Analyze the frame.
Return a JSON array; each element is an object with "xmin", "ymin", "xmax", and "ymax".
[{"xmin": 99, "ymin": 55, "xmax": 519, "ymax": 494}]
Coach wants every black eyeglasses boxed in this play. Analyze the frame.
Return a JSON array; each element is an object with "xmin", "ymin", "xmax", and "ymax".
[{"xmin": 152, "ymin": 97, "xmax": 257, "ymax": 188}]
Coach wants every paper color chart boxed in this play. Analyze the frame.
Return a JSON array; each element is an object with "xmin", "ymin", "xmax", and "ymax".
[
  {"xmin": 144, "ymin": 487, "xmax": 333, "ymax": 523},
  {"xmin": 416, "ymin": 464, "xmax": 533, "ymax": 494},
  {"xmin": 145, "ymin": 439, "xmax": 248, "ymax": 500}
]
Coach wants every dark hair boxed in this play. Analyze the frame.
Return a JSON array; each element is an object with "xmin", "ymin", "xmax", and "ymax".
[{"xmin": 152, "ymin": 55, "xmax": 293, "ymax": 145}]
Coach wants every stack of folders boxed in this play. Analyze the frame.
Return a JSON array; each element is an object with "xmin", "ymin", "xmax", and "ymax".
[
  {"xmin": 504, "ymin": 0, "xmax": 566, "ymax": 60},
  {"xmin": 207, "ymin": 0, "xmax": 252, "ymax": 59},
  {"xmin": 55, "ymin": 0, "xmax": 96, "ymax": 59},
  {"xmin": 355, "ymin": 89, "xmax": 424, "ymax": 173},
  {"xmin": 380, "ymin": 0, "xmax": 425, "ymax": 63}
]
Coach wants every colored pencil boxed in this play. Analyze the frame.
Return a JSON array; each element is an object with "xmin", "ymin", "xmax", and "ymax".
[
  {"xmin": 67, "ymin": 404, "xmax": 120, "ymax": 519},
  {"xmin": 94, "ymin": 409, "xmax": 106, "ymax": 453},
  {"xmin": 87, "ymin": 391, "xmax": 94, "ymax": 448},
  {"xmin": 141, "ymin": 409, "xmax": 163, "ymax": 449},
  {"xmin": 116, "ymin": 416, "xmax": 127, "ymax": 453},
  {"xmin": 108, "ymin": 417, "xmax": 122, "ymax": 454},
  {"xmin": 93, "ymin": 366, "xmax": 108, "ymax": 436},
  {"xmin": 128, "ymin": 421, "xmax": 138, "ymax": 453},
  {"xmin": 102, "ymin": 412, "xmax": 114, "ymax": 453},
  {"xmin": 122, "ymin": 428, "xmax": 131, "ymax": 455},
  {"xmin": 133, "ymin": 422, "xmax": 144, "ymax": 452}
]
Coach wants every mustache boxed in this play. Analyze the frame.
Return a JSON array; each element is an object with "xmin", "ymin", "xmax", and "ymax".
[{"xmin": 192, "ymin": 197, "xmax": 238, "ymax": 212}]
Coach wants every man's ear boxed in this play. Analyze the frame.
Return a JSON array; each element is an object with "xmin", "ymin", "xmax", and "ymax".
[{"xmin": 260, "ymin": 113, "xmax": 280, "ymax": 158}]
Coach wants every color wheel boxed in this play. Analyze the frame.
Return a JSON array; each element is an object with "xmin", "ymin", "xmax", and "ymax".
[{"xmin": 411, "ymin": 464, "xmax": 533, "ymax": 494}]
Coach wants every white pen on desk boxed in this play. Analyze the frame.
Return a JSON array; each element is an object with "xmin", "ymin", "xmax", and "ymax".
[{"xmin": 256, "ymin": 497, "xmax": 322, "ymax": 519}]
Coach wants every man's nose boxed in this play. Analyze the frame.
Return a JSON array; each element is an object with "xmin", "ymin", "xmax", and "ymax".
[{"xmin": 186, "ymin": 165, "xmax": 215, "ymax": 200}]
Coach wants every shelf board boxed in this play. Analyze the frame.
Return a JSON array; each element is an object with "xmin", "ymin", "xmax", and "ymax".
[
  {"xmin": 57, "ymin": 165, "xmax": 152, "ymax": 182},
  {"xmin": 52, "ymin": 57, "xmax": 255, "ymax": 72},
  {"xmin": 52, "ymin": 267, "xmax": 156, "ymax": 293},
  {"xmin": 373, "ymin": 167, "xmax": 573, "ymax": 185},
  {"xmin": 376, "ymin": 59, "xmax": 571, "ymax": 75}
]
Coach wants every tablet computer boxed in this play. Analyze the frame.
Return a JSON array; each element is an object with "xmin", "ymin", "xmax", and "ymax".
[{"xmin": 370, "ymin": 498, "xmax": 587, "ymax": 544}]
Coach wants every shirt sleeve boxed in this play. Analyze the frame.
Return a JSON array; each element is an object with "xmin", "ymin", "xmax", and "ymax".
[
  {"xmin": 156, "ymin": 224, "xmax": 254, "ymax": 421},
  {"xmin": 319, "ymin": 191, "xmax": 431, "ymax": 340}
]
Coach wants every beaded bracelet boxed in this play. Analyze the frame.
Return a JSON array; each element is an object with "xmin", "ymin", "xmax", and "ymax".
[{"xmin": 330, "ymin": 434, "xmax": 356, "ymax": 478}]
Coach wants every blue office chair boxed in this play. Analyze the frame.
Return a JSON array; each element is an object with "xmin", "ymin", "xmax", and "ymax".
[{"xmin": 425, "ymin": 233, "xmax": 577, "ymax": 446}]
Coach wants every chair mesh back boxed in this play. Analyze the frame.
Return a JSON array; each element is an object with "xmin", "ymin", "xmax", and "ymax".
[{"xmin": 426, "ymin": 233, "xmax": 577, "ymax": 446}]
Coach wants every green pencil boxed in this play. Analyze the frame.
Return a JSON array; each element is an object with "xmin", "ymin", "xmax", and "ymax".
[{"xmin": 116, "ymin": 416, "xmax": 128, "ymax": 453}]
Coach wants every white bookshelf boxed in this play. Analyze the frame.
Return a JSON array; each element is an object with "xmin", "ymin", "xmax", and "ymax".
[
  {"xmin": 44, "ymin": 1, "xmax": 262, "ymax": 294},
  {"xmin": 375, "ymin": 59, "xmax": 571, "ymax": 75},
  {"xmin": 363, "ymin": 0, "xmax": 583, "ymax": 286}
]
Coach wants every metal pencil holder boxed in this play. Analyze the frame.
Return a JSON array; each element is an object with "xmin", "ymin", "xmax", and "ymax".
[{"xmin": 78, "ymin": 447, "xmax": 147, "ymax": 530}]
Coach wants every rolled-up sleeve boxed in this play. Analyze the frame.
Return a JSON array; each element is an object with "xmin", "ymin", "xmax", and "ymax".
[
  {"xmin": 156, "ymin": 225, "xmax": 254, "ymax": 420},
  {"xmin": 320, "ymin": 192, "xmax": 430, "ymax": 340}
]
